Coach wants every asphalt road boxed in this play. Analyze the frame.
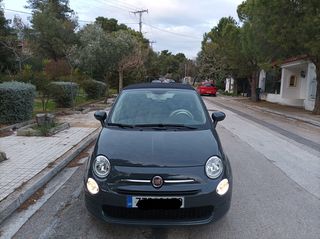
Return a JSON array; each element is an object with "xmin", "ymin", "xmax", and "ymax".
[{"xmin": 3, "ymin": 97, "xmax": 320, "ymax": 239}]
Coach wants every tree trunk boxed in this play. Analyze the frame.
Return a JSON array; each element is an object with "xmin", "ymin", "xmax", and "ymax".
[
  {"xmin": 312, "ymin": 63, "xmax": 320, "ymax": 115},
  {"xmin": 118, "ymin": 70, "xmax": 124, "ymax": 93},
  {"xmin": 250, "ymin": 71, "xmax": 259, "ymax": 101},
  {"xmin": 234, "ymin": 78, "xmax": 238, "ymax": 96},
  {"xmin": 104, "ymin": 74, "xmax": 109, "ymax": 104}
]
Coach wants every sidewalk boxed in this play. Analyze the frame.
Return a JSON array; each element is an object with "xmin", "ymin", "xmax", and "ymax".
[
  {"xmin": 0, "ymin": 110, "xmax": 102, "ymax": 223},
  {"xmin": 218, "ymin": 96, "xmax": 320, "ymax": 127}
]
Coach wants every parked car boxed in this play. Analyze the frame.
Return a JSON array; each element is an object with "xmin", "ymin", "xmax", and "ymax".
[
  {"xmin": 197, "ymin": 82, "xmax": 218, "ymax": 96},
  {"xmin": 84, "ymin": 83, "xmax": 232, "ymax": 226}
]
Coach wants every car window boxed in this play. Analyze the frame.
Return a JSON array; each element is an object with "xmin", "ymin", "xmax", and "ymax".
[
  {"xmin": 110, "ymin": 89, "xmax": 207, "ymax": 126},
  {"xmin": 203, "ymin": 83, "xmax": 215, "ymax": 87}
]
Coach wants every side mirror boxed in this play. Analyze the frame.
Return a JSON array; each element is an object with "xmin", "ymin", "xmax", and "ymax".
[
  {"xmin": 94, "ymin": 111, "xmax": 107, "ymax": 127},
  {"xmin": 211, "ymin": 111, "xmax": 226, "ymax": 127}
]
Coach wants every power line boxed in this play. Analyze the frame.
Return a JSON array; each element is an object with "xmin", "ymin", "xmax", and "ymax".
[
  {"xmin": 107, "ymin": 0, "xmax": 138, "ymax": 11},
  {"xmin": 3, "ymin": 8, "xmax": 137, "ymax": 26},
  {"xmin": 144, "ymin": 23, "xmax": 202, "ymax": 41},
  {"xmin": 4, "ymin": 8, "xmax": 32, "ymax": 15},
  {"xmin": 97, "ymin": 0, "xmax": 134, "ymax": 13}
]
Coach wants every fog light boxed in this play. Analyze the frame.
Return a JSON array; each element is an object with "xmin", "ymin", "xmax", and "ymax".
[
  {"xmin": 216, "ymin": 179, "xmax": 229, "ymax": 196},
  {"xmin": 87, "ymin": 178, "xmax": 99, "ymax": 195}
]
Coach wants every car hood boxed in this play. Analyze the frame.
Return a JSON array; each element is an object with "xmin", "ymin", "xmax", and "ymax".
[{"xmin": 95, "ymin": 128, "xmax": 221, "ymax": 167}]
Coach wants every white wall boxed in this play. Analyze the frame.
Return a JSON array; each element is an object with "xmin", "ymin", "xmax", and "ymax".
[
  {"xmin": 266, "ymin": 94, "xmax": 304, "ymax": 107},
  {"xmin": 258, "ymin": 60, "xmax": 316, "ymax": 111},
  {"xmin": 304, "ymin": 63, "xmax": 316, "ymax": 111},
  {"xmin": 281, "ymin": 68, "xmax": 302, "ymax": 99},
  {"xmin": 225, "ymin": 77, "xmax": 234, "ymax": 93},
  {"xmin": 258, "ymin": 70, "xmax": 266, "ymax": 92}
]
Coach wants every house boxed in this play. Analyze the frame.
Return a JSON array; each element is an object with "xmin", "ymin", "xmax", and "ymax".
[{"xmin": 260, "ymin": 56, "xmax": 317, "ymax": 111}]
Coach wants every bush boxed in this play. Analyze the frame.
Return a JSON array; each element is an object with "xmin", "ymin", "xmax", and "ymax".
[
  {"xmin": 82, "ymin": 79, "xmax": 107, "ymax": 99},
  {"xmin": 51, "ymin": 82, "xmax": 79, "ymax": 108},
  {"xmin": 0, "ymin": 81, "xmax": 36, "ymax": 124}
]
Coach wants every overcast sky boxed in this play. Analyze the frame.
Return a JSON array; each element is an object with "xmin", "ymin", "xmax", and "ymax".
[{"xmin": 2, "ymin": 0, "xmax": 242, "ymax": 59}]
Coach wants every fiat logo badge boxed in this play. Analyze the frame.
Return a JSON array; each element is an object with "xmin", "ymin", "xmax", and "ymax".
[{"xmin": 152, "ymin": 176, "xmax": 163, "ymax": 188}]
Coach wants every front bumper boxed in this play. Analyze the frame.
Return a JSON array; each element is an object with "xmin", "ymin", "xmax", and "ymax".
[{"xmin": 84, "ymin": 181, "xmax": 232, "ymax": 226}]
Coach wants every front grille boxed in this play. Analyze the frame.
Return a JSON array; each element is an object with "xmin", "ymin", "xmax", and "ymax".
[
  {"xmin": 116, "ymin": 189, "xmax": 200, "ymax": 196},
  {"xmin": 102, "ymin": 205, "xmax": 213, "ymax": 221}
]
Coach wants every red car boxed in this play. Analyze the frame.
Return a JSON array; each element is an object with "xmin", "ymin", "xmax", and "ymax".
[{"xmin": 197, "ymin": 82, "xmax": 218, "ymax": 96}]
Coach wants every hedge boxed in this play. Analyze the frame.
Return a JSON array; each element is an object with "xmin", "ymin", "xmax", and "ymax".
[
  {"xmin": 82, "ymin": 79, "xmax": 107, "ymax": 99},
  {"xmin": 0, "ymin": 81, "xmax": 36, "ymax": 124},
  {"xmin": 51, "ymin": 82, "xmax": 79, "ymax": 108}
]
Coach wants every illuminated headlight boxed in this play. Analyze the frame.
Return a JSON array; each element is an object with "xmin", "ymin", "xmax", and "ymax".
[
  {"xmin": 93, "ymin": 155, "xmax": 110, "ymax": 178},
  {"xmin": 86, "ymin": 178, "xmax": 99, "ymax": 195},
  {"xmin": 216, "ymin": 179, "xmax": 229, "ymax": 196},
  {"xmin": 205, "ymin": 156, "xmax": 223, "ymax": 179}
]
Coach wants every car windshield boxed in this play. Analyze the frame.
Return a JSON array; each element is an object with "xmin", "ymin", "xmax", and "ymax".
[
  {"xmin": 109, "ymin": 89, "xmax": 206, "ymax": 126},
  {"xmin": 203, "ymin": 83, "xmax": 215, "ymax": 87}
]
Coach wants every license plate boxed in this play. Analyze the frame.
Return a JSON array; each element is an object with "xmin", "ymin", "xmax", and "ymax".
[{"xmin": 127, "ymin": 196, "xmax": 184, "ymax": 209}]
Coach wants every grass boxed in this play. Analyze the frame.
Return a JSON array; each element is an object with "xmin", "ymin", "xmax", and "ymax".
[
  {"xmin": 32, "ymin": 122, "xmax": 57, "ymax": 136},
  {"xmin": 75, "ymin": 88, "xmax": 88, "ymax": 105},
  {"xmin": 33, "ymin": 99, "xmax": 57, "ymax": 115},
  {"xmin": 33, "ymin": 88, "xmax": 106, "ymax": 115},
  {"xmin": 109, "ymin": 88, "xmax": 118, "ymax": 96}
]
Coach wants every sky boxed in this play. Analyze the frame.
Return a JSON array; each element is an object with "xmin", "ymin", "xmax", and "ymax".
[{"xmin": 2, "ymin": 0, "xmax": 243, "ymax": 59}]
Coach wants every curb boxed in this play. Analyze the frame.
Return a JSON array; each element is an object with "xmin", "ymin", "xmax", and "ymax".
[
  {"xmin": 219, "ymin": 97, "xmax": 320, "ymax": 128},
  {"xmin": 248, "ymin": 106, "xmax": 320, "ymax": 128},
  {"xmin": 0, "ymin": 127, "xmax": 100, "ymax": 224}
]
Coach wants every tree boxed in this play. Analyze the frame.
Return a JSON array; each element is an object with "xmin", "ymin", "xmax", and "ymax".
[
  {"xmin": 77, "ymin": 24, "xmax": 118, "ymax": 83},
  {"xmin": 0, "ymin": 16, "xmax": 32, "ymax": 72},
  {"xmin": 239, "ymin": 0, "xmax": 320, "ymax": 114},
  {"xmin": 197, "ymin": 17, "xmax": 249, "ymax": 94},
  {"xmin": 0, "ymin": 1, "xmax": 15, "ymax": 73},
  {"xmin": 26, "ymin": 0, "xmax": 78, "ymax": 61},
  {"xmin": 114, "ymin": 30, "xmax": 146, "ymax": 91},
  {"xmin": 95, "ymin": 17, "xmax": 128, "ymax": 33}
]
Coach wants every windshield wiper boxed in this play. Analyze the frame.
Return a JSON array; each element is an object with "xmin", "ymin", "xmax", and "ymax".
[
  {"xmin": 107, "ymin": 123, "xmax": 135, "ymax": 128},
  {"xmin": 134, "ymin": 124, "xmax": 198, "ymax": 130}
]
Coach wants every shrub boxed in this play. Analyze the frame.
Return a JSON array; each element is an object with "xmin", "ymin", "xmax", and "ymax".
[
  {"xmin": 82, "ymin": 79, "xmax": 107, "ymax": 99},
  {"xmin": 44, "ymin": 59, "xmax": 71, "ymax": 80},
  {"xmin": 0, "ymin": 81, "xmax": 36, "ymax": 124},
  {"xmin": 51, "ymin": 82, "xmax": 79, "ymax": 108}
]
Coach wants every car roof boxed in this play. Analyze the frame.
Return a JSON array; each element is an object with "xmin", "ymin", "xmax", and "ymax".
[{"xmin": 123, "ymin": 83, "xmax": 195, "ymax": 91}]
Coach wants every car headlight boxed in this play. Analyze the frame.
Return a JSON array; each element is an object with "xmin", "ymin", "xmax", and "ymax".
[
  {"xmin": 205, "ymin": 156, "xmax": 223, "ymax": 179},
  {"xmin": 86, "ymin": 178, "xmax": 99, "ymax": 195},
  {"xmin": 93, "ymin": 155, "xmax": 110, "ymax": 178},
  {"xmin": 216, "ymin": 179, "xmax": 229, "ymax": 196}
]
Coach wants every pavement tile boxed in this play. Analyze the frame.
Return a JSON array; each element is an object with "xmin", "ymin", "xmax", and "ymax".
[{"xmin": 0, "ymin": 111, "xmax": 99, "ymax": 202}]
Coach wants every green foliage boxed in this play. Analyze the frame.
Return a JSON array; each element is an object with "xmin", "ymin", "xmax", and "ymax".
[
  {"xmin": 95, "ymin": 17, "xmax": 128, "ymax": 33},
  {"xmin": 0, "ymin": 2, "xmax": 15, "ymax": 73},
  {"xmin": 34, "ymin": 99, "xmax": 56, "ymax": 114},
  {"xmin": 197, "ymin": 17, "xmax": 248, "ymax": 83},
  {"xmin": 77, "ymin": 24, "xmax": 118, "ymax": 81},
  {"xmin": 26, "ymin": 0, "xmax": 78, "ymax": 60},
  {"xmin": 51, "ymin": 81, "xmax": 78, "ymax": 107},
  {"xmin": 44, "ymin": 59, "xmax": 71, "ymax": 80},
  {"xmin": 0, "ymin": 81, "xmax": 36, "ymax": 124},
  {"xmin": 32, "ymin": 122, "xmax": 56, "ymax": 136},
  {"xmin": 82, "ymin": 79, "xmax": 106, "ymax": 99}
]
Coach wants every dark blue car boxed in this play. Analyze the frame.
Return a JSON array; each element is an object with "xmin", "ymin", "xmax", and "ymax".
[{"xmin": 84, "ymin": 83, "xmax": 232, "ymax": 226}]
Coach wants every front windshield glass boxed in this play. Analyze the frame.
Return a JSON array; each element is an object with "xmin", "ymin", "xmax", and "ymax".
[{"xmin": 110, "ymin": 89, "xmax": 206, "ymax": 126}]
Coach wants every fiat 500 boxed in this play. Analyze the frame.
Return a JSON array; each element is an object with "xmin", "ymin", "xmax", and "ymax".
[{"xmin": 84, "ymin": 83, "xmax": 232, "ymax": 226}]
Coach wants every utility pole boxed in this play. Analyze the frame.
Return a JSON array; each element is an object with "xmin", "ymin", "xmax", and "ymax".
[
  {"xmin": 132, "ymin": 9, "xmax": 148, "ymax": 33},
  {"xmin": 149, "ymin": 40, "xmax": 156, "ymax": 48}
]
